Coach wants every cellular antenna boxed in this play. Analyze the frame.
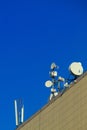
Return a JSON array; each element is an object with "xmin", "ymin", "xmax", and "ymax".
[
  {"xmin": 14, "ymin": 99, "xmax": 24, "ymax": 128},
  {"xmin": 45, "ymin": 62, "xmax": 65, "ymax": 101},
  {"xmin": 50, "ymin": 62, "xmax": 58, "ymax": 70}
]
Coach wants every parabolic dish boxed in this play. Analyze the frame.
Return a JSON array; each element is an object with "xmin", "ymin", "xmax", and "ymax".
[
  {"xmin": 45, "ymin": 80, "xmax": 53, "ymax": 88},
  {"xmin": 69, "ymin": 62, "xmax": 83, "ymax": 76}
]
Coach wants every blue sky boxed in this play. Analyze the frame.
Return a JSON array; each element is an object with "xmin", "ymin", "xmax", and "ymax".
[{"xmin": 0, "ymin": 0, "xmax": 87, "ymax": 129}]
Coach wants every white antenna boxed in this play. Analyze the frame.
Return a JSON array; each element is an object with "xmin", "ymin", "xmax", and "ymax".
[
  {"xmin": 45, "ymin": 80, "xmax": 53, "ymax": 88},
  {"xmin": 49, "ymin": 88, "xmax": 58, "ymax": 100},
  {"xmin": 21, "ymin": 105, "xmax": 24, "ymax": 123},
  {"xmin": 14, "ymin": 99, "xmax": 24, "ymax": 128},
  {"xmin": 50, "ymin": 62, "xmax": 58, "ymax": 70},
  {"xmin": 14, "ymin": 100, "xmax": 19, "ymax": 126},
  {"xmin": 63, "ymin": 62, "xmax": 84, "ymax": 87},
  {"xmin": 45, "ymin": 61, "xmax": 84, "ymax": 100},
  {"xmin": 69, "ymin": 62, "xmax": 83, "ymax": 76},
  {"xmin": 45, "ymin": 62, "xmax": 65, "ymax": 101}
]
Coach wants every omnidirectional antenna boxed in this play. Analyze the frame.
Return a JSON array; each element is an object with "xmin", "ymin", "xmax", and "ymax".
[
  {"xmin": 14, "ymin": 100, "xmax": 19, "ymax": 126},
  {"xmin": 21, "ymin": 105, "xmax": 24, "ymax": 123},
  {"xmin": 14, "ymin": 99, "xmax": 24, "ymax": 128}
]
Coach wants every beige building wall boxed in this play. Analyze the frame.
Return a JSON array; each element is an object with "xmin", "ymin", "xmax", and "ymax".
[{"xmin": 17, "ymin": 73, "xmax": 87, "ymax": 130}]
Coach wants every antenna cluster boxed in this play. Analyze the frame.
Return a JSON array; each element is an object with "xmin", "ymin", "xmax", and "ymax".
[
  {"xmin": 45, "ymin": 62, "xmax": 65, "ymax": 100},
  {"xmin": 13, "ymin": 61, "xmax": 84, "ymax": 128},
  {"xmin": 45, "ymin": 62, "xmax": 84, "ymax": 100}
]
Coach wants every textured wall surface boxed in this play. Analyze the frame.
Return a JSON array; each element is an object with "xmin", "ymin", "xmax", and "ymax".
[{"xmin": 17, "ymin": 73, "xmax": 87, "ymax": 130}]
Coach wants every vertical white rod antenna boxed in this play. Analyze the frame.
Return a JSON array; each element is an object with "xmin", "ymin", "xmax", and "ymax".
[
  {"xmin": 14, "ymin": 100, "xmax": 19, "ymax": 126},
  {"xmin": 21, "ymin": 105, "xmax": 24, "ymax": 123}
]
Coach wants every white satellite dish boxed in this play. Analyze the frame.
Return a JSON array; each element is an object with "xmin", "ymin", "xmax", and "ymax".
[
  {"xmin": 69, "ymin": 62, "xmax": 83, "ymax": 76},
  {"xmin": 45, "ymin": 80, "xmax": 53, "ymax": 88}
]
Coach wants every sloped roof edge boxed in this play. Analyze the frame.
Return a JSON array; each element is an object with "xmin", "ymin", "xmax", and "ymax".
[{"xmin": 17, "ymin": 71, "xmax": 87, "ymax": 130}]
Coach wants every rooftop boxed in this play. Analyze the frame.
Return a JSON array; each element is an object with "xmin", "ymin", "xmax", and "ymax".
[{"xmin": 17, "ymin": 71, "xmax": 87, "ymax": 130}]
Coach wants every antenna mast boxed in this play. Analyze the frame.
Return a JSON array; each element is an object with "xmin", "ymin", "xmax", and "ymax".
[
  {"xmin": 14, "ymin": 99, "xmax": 24, "ymax": 128},
  {"xmin": 45, "ymin": 62, "xmax": 65, "ymax": 100}
]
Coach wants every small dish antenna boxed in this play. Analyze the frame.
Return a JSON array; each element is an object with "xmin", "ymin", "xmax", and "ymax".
[
  {"xmin": 69, "ymin": 62, "xmax": 83, "ymax": 76},
  {"xmin": 45, "ymin": 80, "xmax": 53, "ymax": 88}
]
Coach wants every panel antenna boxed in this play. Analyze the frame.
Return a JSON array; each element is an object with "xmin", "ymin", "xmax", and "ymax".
[{"xmin": 14, "ymin": 99, "xmax": 24, "ymax": 128}]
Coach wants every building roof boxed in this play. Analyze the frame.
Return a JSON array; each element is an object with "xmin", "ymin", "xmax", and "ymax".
[{"xmin": 17, "ymin": 71, "xmax": 87, "ymax": 130}]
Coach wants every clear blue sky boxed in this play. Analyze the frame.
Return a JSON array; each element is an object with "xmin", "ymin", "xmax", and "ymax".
[{"xmin": 0, "ymin": 0, "xmax": 87, "ymax": 129}]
